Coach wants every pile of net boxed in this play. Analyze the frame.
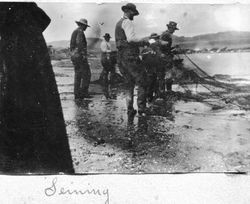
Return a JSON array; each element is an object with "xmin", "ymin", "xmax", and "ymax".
[
  {"xmin": 170, "ymin": 53, "xmax": 250, "ymax": 110},
  {"xmin": 172, "ymin": 54, "xmax": 236, "ymax": 92}
]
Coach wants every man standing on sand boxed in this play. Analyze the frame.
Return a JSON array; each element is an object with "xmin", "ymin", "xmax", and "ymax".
[
  {"xmin": 141, "ymin": 33, "xmax": 161, "ymax": 103},
  {"xmin": 115, "ymin": 3, "xmax": 149, "ymax": 116},
  {"xmin": 100, "ymin": 33, "xmax": 116, "ymax": 86},
  {"xmin": 70, "ymin": 18, "xmax": 91, "ymax": 99},
  {"xmin": 159, "ymin": 21, "xmax": 179, "ymax": 96},
  {"xmin": 100, "ymin": 33, "xmax": 116, "ymax": 99}
]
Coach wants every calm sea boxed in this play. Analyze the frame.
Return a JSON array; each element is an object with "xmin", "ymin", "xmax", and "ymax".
[{"xmin": 183, "ymin": 52, "xmax": 250, "ymax": 78}]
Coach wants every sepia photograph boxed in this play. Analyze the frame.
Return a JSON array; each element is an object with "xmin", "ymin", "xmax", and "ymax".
[{"xmin": 1, "ymin": 1, "xmax": 250, "ymax": 175}]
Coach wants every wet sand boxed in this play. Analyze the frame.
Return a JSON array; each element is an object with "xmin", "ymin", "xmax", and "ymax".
[{"xmin": 54, "ymin": 59, "xmax": 250, "ymax": 173}]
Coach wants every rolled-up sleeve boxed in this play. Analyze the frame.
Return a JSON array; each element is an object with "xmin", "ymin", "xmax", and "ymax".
[{"xmin": 122, "ymin": 19, "xmax": 139, "ymax": 42}]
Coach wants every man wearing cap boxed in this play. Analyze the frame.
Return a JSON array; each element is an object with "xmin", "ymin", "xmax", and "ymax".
[
  {"xmin": 70, "ymin": 18, "xmax": 91, "ymax": 99},
  {"xmin": 100, "ymin": 33, "xmax": 116, "ymax": 87},
  {"xmin": 159, "ymin": 21, "xmax": 179, "ymax": 96},
  {"xmin": 115, "ymin": 3, "xmax": 149, "ymax": 116},
  {"xmin": 141, "ymin": 33, "xmax": 161, "ymax": 102}
]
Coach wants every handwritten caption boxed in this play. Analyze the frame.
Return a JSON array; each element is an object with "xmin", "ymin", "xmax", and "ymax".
[{"xmin": 44, "ymin": 177, "xmax": 109, "ymax": 204}]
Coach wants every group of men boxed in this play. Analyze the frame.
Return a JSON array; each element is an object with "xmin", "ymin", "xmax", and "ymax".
[
  {"xmin": 0, "ymin": 2, "xmax": 74, "ymax": 173},
  {"xmin": 70, "ymin": 3, "xmax": 179, "ymax": 116},
  {"xmin": 0, "ymin": 2, "xmax": 179, "ymax": 173}
]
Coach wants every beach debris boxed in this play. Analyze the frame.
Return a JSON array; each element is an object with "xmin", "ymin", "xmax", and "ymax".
[
  {"xmin": 106, "ymin": 152, "xmax": 115, "ymax": 157},
  {"xmin": 183, "ymin": 125, "xmax": 192, "ymax": 129},
  {"xmin": 94, "ymin": 138, "xmax": 106, "ymax": 146}
]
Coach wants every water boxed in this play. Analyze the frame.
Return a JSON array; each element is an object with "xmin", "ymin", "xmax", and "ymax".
[
  {"xmin": 184, "ymin": 52, "xmax": 250, "ymax": 76},
  {"xmin": 52, "ymin": 52, "xmax": 250, "ymax": 97},
  {"xmin": 51, "ymin": 52, "xmax": 250, "ymax": 173}
]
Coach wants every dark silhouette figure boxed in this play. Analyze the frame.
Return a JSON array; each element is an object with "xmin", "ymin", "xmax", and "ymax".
[{"xmin": 0, "ymin": 3, "xmax": 74, "ymax": 173}]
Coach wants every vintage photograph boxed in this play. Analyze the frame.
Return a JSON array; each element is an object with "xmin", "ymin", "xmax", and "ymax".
[{"xmin": 1, "ymin": 2, "xmax": 250, "ymax": 174}]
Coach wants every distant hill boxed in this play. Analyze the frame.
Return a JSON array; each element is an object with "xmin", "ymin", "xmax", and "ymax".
[
  {"xmin": 173, "ymin": 31, "xmax": 250, "ymax": 49},
  {"xmin": 48, "ymin": 40, "xmax": 69, "ymax": 49},
  {"xmin": 48, "ymin": 31, "xmax": 250, "ymax": 50},
  {"xmin": 48, "ymin": 38, "xmax": 116, "ymax": 52}
]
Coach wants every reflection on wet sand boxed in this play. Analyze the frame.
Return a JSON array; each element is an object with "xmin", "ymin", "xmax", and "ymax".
[{"xmin": 57, "ymin": 62, "xmax": 250, "ymax": 173}]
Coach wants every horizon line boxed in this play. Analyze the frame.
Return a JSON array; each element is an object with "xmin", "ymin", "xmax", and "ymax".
[{"xmin": 47, "ymin": 30, "xmax": 250, "ymax": 43}]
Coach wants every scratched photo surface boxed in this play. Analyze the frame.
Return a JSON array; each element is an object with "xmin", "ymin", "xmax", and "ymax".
[{"xmin": 1, "ymin": 2, "xmax": 250, "ymax": 174}]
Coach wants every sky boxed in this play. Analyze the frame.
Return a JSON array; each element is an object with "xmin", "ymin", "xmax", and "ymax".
[{"xmin": 37, "ymin": 2, "xmax": 250, "ymax": 43}]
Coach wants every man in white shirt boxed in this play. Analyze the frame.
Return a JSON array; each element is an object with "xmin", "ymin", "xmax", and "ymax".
[
  {"xmin": 100, "ymin": 33, "xmax": 115, "ymax": 87},
  {"xmin": 115, "ymin": 3, "xmax": 149, "ymax": 116},
  {"xmin": 100, "ymin": 33, "xmax": 112, "ymax": 53}
]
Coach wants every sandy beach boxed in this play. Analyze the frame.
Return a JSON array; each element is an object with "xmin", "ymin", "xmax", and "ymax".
[{"xmin": 52, "ymin": 57, "xmax": 250, "ymax": 173}]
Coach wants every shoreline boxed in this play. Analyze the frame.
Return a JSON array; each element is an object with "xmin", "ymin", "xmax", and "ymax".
[{"xmin": 52, "ymin": 59, "xmax": 250, "ymax": 173}]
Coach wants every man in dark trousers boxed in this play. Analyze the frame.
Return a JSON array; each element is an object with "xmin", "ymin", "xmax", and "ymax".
[
  {"xmin": 100, "ymin": 33, "xmax": 116, "ymax": 86},
  {"xmin": 115, "ymin": 3, "xmax": 149, "ymax": 116},
  {"xmin": 159, "ymin": 21, "xmax": 179, "ymax": 96},
  {"xmin": 70, "ymin": 18, "xmax": 91, "ymax": 99},
  {"xmin": 99, "ymin": 33, "xmax": 117, "ymax": 99},
  {"xmin": 141, "ymin": 33, "xmax": 162, "ymax": 102},
  {"xmin": 0, "ymin": 2, "xmax": 74, "ymax": 173}
]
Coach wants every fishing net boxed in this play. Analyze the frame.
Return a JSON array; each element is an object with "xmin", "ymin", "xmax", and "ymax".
[{"xmin": 170, "ymin": 52, "xmax": 250, "ymax": 110}]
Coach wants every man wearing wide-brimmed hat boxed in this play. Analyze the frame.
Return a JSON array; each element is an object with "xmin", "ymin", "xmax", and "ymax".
[
  {"xmin": 115, "ymin": 3, "xmax": 149, "ymax": 116},
  {"xmin": 100, "ymin": 33, "xmax": 116, "ymax": 88},
  {"xmin": 158, "ymin": 21, "xmax": 179, "ymax": 96},
  {"xmin": 70, "ymin": 18, "xmax": 91, "ymax": 99}
]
